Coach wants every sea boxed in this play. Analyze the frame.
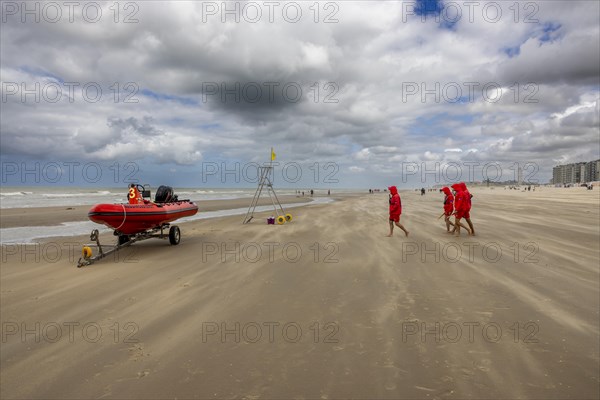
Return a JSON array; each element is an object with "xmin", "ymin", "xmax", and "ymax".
[{"xmin": 0, "ymin": 186, "xmax": 339, "ymax": 243}]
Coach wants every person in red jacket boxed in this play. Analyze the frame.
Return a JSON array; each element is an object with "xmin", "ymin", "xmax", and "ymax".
[
  {"xmin": 459, "ymin": 182, "xmax": 475, "ymax": 235},
  {"xmin": 387, "ymin": 185, "xmax": 409, "ymax": 237},
  {"xmin": 450, "ymin": 183, "xmax": 472, "ymax": 236},
  {"xmin": 441, "ymin": 186, "xmax": 456, "ymax": 233}
]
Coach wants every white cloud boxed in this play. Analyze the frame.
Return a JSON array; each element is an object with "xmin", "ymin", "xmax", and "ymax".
[
  {"xmin": 422, "ymin": 151, "xmax": 442, "ymax": 161},
  {"xmin": 349, "ymin": 166, "xmax": 365, "ymax": 172},
  {"xmin": 353, "ymin": 148, "xmax": 372, "ymax": 161}
]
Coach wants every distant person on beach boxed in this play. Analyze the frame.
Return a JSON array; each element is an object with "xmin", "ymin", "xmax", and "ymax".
[
  {"xmin": 421, "ymin": 187, "xmax": 425, "ymax": 196},
  {"xmin": 450, "ymin": 183, "xmax": 473, "ymax": 236},
  {"xmin": 310, "ymin": 189, "xmax": 314, "ymax": 197},
  {"xmin": 387, "ymin": 186, "xmax": 409, "ymax": 237},
  {"xmin": 441, "ymin": 187, "xmax": 455, "ymax": 233}
]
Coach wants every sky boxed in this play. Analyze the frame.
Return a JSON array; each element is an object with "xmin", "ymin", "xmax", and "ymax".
[{"xmin": 1, "ymin": 0, "xmax": 599, "ymax": 188}]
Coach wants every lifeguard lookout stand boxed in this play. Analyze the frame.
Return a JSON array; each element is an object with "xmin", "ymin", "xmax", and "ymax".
[{"xmin": 243, "ymin": 149, "xmax": 292, "ymax": 225}]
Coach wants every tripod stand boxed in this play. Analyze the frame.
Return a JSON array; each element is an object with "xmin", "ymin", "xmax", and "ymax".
[{"xmin": 243, "ymin": 163, "xmax": 292, "ymax": 224}]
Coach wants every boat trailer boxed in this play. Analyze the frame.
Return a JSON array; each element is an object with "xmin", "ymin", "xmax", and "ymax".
[{"xmin": 77, "ymin": 224, "xmax": 181, "ymax": 268}]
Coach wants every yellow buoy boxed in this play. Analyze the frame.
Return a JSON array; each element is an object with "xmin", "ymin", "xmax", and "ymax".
[
  {"xmin": 276, "ymin": 216, "xmax": 285, "ymax": 225},
  {"xmin": 285, "ymin": 213, "xmax": 293, "ymax": 222},
  {"xmin": 82, "ymin": 246, "xmax": 92, "ymax": 259}
]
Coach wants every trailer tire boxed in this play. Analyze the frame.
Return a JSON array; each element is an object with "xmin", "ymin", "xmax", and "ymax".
[{"xmin": 169, "ymin": 226, "xmax": 181, "ymax": 245}]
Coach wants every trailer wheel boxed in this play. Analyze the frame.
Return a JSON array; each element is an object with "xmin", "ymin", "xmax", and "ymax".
[
  {"xmin": 169, "ymin": 226, "xmax": 181, "ymax": 245},
  {"xmin": 118, "ymin": 235, "xmax": 130, "ymax": 245}
]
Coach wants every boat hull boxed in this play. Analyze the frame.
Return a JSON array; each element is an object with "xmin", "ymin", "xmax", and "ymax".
[{"xmin": 88, "ymin": 201, "xmax": 198, "ymax": 235}]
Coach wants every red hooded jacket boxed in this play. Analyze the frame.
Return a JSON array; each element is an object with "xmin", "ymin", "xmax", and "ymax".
[
  {"xmin": 451, "ymin": 183, "xmax": 472, "ymax": 212},
  {"xmin": 451, "ymin": 183, "xmax": 466, "ymax": 212},
  {"xmin": 460, "ymin": 183, "xmax": 472, "ymax": 211},
  {"xmin": 442, "ymin": 187, "xmax": 454, "ymax": 214},
  {"xmin": 388, "ymin": 186, "xmax": 401, "ymax": 217}
]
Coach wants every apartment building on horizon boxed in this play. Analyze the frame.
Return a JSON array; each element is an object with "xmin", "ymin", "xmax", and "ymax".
[{"xmin": 552, "ymin": 159, "xmax": 600, "ymax": 184}]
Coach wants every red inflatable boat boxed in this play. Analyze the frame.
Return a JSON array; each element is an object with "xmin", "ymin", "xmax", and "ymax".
[
  {"xmin": 78, "ymin": 185, "xmax": 198, "ymax": 268},
  {"xmin": 88, "ymin": 201, "xmax": 198, "ymax": 235},
  {"xmin": 87, "ymin": 184, "xmax": 198, "ymax": 235}
]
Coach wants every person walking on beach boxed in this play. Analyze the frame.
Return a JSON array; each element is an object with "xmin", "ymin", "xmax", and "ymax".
[
  {"xmin": 387, "ymin": 185, "xmax": 409, "ymax": 237},
  {"xmin": 460, "ymin": 182, "xmax": 475, "ymax": 235},
  {"xmin": 450, "ymin": 183, "xmax": 468, "ymax": 236},
  {"xmin": 441, "ymin": 186, "xmax": 455, "ymax": 233},
  {"xmin": 451, "ymin": 183, "xmax": 473, "ymax": 236}
]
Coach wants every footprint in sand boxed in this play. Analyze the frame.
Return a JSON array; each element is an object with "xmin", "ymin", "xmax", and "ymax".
[
  {"xmin": 137, "ymin": 370, "xmax": 150, "ymax": 378},
  {"xmin": 128, "ymin": 344, "xmax": 148, "ymax": 361}
]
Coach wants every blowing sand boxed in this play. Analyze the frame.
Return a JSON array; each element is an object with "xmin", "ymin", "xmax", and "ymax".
[{"xmin": 1, "ymin": 187, "xmax": 599, "ymax": 399}]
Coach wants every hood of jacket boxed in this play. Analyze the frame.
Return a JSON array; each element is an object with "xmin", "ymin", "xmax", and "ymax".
[
  {"xmin": 442, "ymin": 187, "xmax": 452, "ymax": 196},
  {"xmin": 388, "ymin": 186, "xmax": 398, "ymax": 195}
]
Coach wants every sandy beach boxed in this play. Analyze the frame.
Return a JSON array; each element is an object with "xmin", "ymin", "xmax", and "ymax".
[{"xmin": 1, "ymin": 187, "xmax": 599, "ymax": 399}]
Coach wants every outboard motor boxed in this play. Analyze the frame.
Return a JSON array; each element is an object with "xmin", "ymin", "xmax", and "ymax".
[{"xmin": 155, "ymin": 185, "xmax": 176, "ymax": 203}]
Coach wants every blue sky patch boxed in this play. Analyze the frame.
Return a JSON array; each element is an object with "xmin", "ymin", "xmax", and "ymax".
[
  {"xmin": 538, "ymin": 22, "xmax": 562, "ymax": 43},
  {"xmin": 18, "ymin": 65, "xmax": 64, "ymax": 83},
  {"xmin": 503, "ymin": 45, "xmax": 521, "ymax": 58},
  {"xmin": 140, "ymin": 89, "xmax": 198, "ymax": 106},
  {"xmin": 414, "ymin": 0, "xmax": 444, "ymax": 16}
]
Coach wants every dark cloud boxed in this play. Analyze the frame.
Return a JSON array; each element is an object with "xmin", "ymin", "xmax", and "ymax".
[
  {"xmin": 498, "ymin": 34, "xmax": 600, "ymax": 86},
  {"xmin": 107, "ymin": 116, "xmax": 164, "ymax": 137}
]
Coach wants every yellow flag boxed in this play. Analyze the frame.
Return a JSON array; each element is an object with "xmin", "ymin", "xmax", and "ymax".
[{"xmin": 271, "ymin": 148, "xmax": 276, "ymax": 161}]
